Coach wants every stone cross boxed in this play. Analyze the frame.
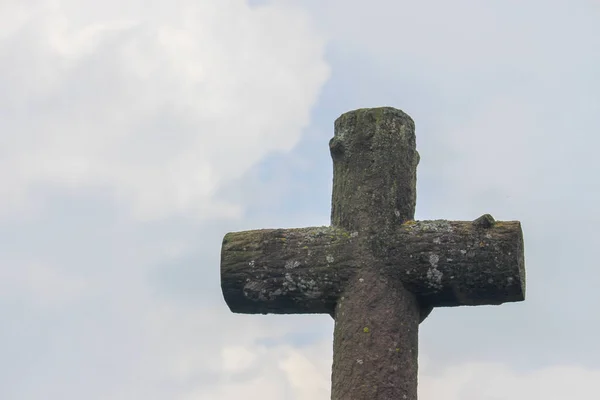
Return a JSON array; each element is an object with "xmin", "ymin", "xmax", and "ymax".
[{"xmin": 220, "ymin": 107, "xmax": 526, "ymax": 400}]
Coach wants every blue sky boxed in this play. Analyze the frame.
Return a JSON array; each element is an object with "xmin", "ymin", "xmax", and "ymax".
[{"xmin": 1, "ymin": 0, "xmax": 599, "ymax": 399}]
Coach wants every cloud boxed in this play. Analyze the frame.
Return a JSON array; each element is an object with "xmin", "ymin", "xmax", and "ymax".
[
  {"xmin": 420, "ymin": 359, "xmax": 600, "ymax": 400},
  {"xmin": 0, "ymin": 0, "xmax": 330, "ymax": 221},
  {"xmin": 0, "ymin": 259, "xmax": 88, "ymax": 309},
  {"xmin": 97, "ymin": 301, "xmax": 331, "ymax": 400},
  {"xmin": 2, "ymin": 1, "xmax": 599, "ymax": 399},
  {"xmin": 185, "ymin": 338, "xmax": 600, "ymax": 400},
  {"xmin": 129, "ymin": 317, "xmax": 600, "ymax": 400},
  {"xmin": 282, "ymin": 0, "xmax": 600, "ymax": 222},
  {"xmin": 279, "ymin": 341, "xmax": 332, "ymax": 399}
]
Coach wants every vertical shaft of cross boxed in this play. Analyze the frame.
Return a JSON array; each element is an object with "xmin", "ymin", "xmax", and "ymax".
[
  {"xmin": 332, "ymin": 268, "xmax": 420, "ymax": 399},
  {"xmin": 330, "ymin": 108, "xmax": 421, "ymax": 399}
]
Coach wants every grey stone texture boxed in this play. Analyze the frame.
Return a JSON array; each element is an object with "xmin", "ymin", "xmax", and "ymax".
[{"xmin": 220, "ymin": 107, "xmax": 526, "ymax": 399}]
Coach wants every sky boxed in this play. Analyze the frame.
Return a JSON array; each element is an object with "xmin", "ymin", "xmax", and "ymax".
[{"xmin": 1, "ymin": 0, "xmax": 599, "ymax": 399}]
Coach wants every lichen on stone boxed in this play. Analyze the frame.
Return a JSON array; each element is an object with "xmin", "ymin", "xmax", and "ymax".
[
  {"xmin": 410, "ymin": 220, "xmax": 454, "ymax": 234},
  {"xmin": 426, "ymin": 253, "xmax": 443, "ymax": 290},
  {"xmin": 285, "ymin": 260, "xmax": 300, "ymax": 269}
]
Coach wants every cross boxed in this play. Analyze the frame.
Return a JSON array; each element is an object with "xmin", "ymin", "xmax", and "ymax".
[{"xmin": 220, "ymin": 107, "xmax": 526, "ymax": 400}]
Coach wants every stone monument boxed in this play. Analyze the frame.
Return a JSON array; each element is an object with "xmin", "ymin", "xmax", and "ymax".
[{"xmin": 220, "ymin": 107, "xmax": 525, "ymax": 399}]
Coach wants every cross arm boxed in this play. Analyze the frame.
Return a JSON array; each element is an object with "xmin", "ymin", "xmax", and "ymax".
[
  {"xmin": 220, "ymin": 226, "xmax": 359, "ymax": 315},
  {"xmin": 379, "ymin": 215, "xmax": 525, "ymax": 307}
]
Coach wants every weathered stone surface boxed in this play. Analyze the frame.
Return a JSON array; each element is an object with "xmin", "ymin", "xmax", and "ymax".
[
  {"xmin": 221, "ymin": 219, "xmax": 524, "ymax": 314},
  {"xmin": 330, "ymin": 108, "xmax": 419, "ymax": 234},
  {"xmin": 221, "ymin": 226, "xmax": 358, "ymax": 315},
  {"xmin": 219, "ymin": 107, "xmax": 526, "ymax": 400},
  {"xmin": 379, "ymin": 218, "xmax": 525, "ymax": 307},
  {"xmin": 331, "ymin": 269, "xmax": 420, "ymax": 399}
]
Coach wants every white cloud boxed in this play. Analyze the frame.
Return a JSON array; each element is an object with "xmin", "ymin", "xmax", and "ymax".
[
  {"xmin": 129, "ymin": 305, "xmax": 600, "ymax": 400},
  {"xmin": 279, "ymin": 342, "xmax": 331, "ymax": 400},
  {"xmin": 0, "ymin": 0, "xmax": 330, "ymax": 220},
  {"xmin": 143, "ymin": 318, "xmax": 600, "ymax": 400},
  {"xmin": 0, "ymin": 259, "xmax": 88, "ymax": 309},
  {"xmin": 122, "ymin": 302, "xmax": 331, "ymax": 400},
  {"xmin": 189, "ymin": 339, "xmax": 600, "ymax": 400},
  {"xmin": 420, "ymin": 360, "xmax": 600, "ymax": 400},
  {"xmin": 221, "ymin": 345, "xmax": 258, "ymax": 372}
]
